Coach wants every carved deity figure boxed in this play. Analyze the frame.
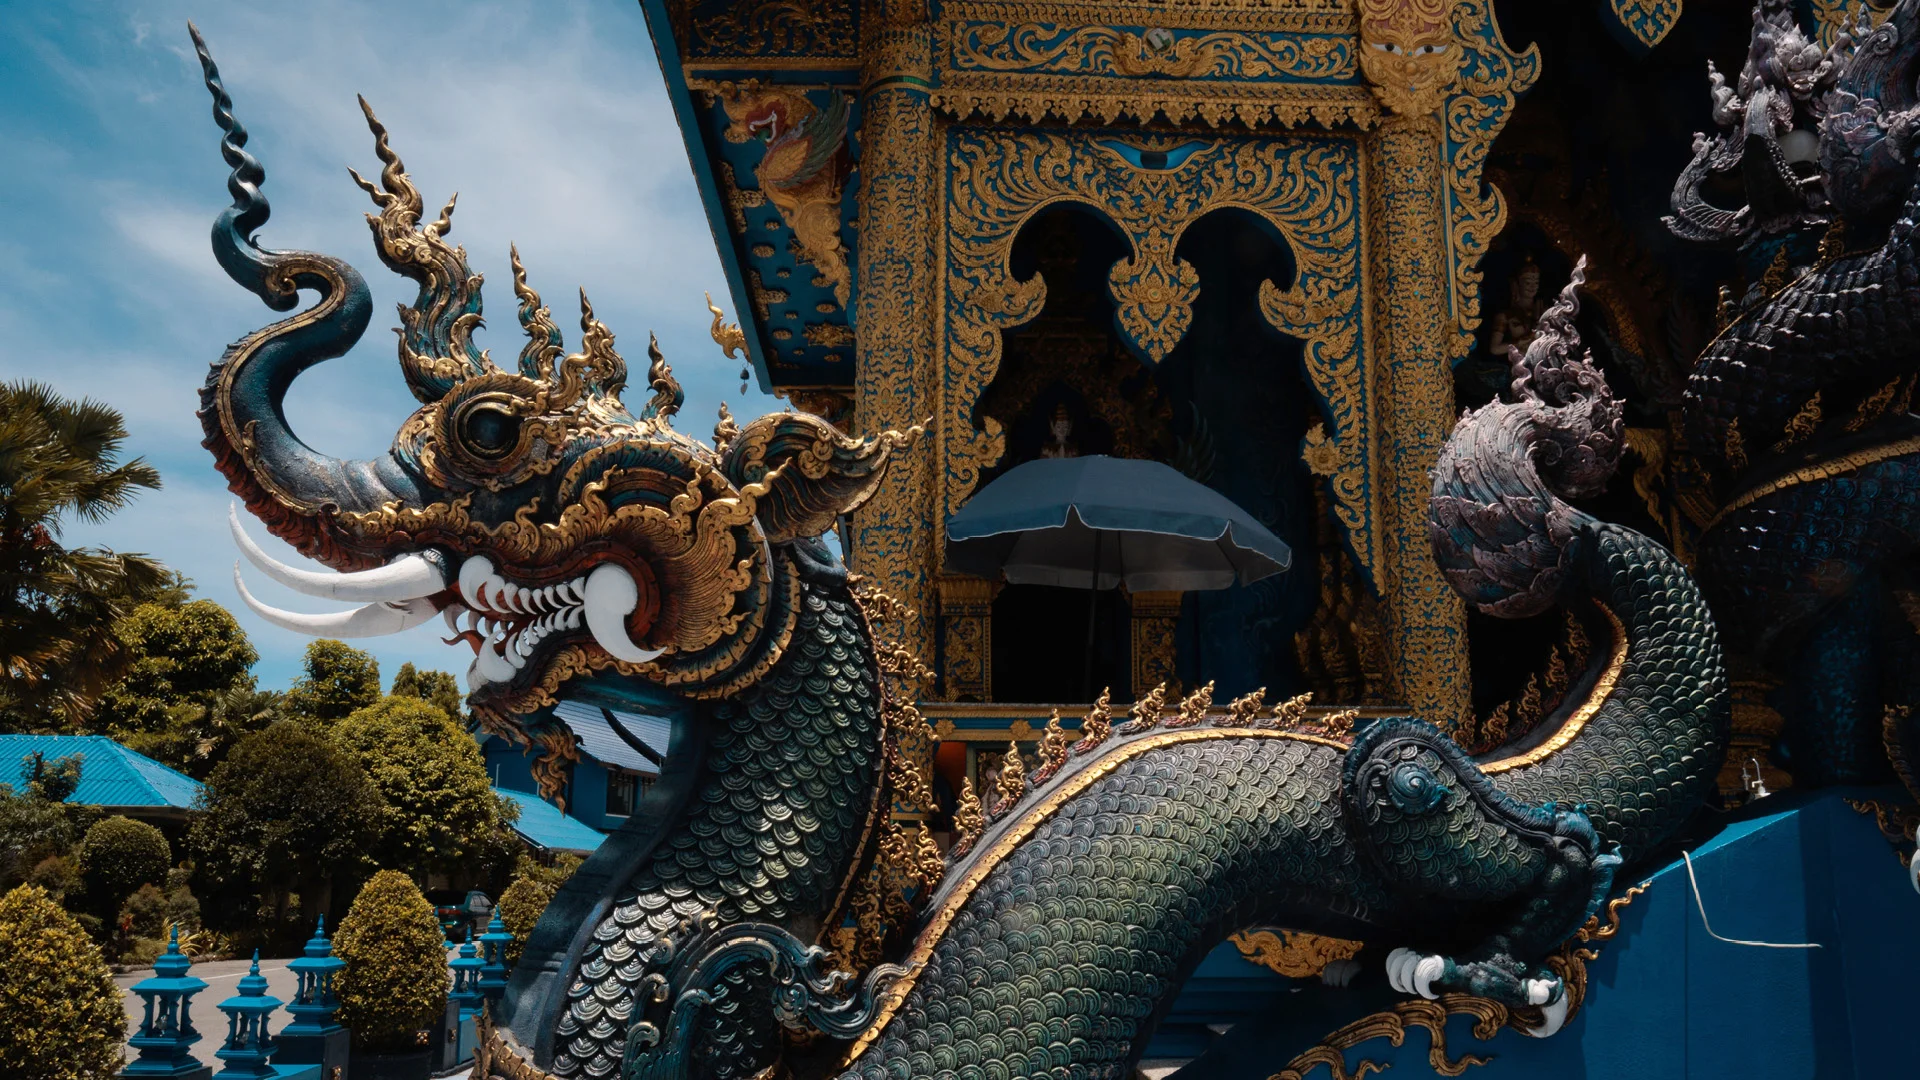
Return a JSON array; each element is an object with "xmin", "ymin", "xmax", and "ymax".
[
  {"xmin": 1357, "ymin": 0, "xmax": 1463, "ymax": 116},
  {"xmin": 1039, "ymin": 403, "xmax": 1081, "ymax": 459},
  {"xmin": 1487, "ymin": 258, "xmax": 1546, "ymax": 362}
]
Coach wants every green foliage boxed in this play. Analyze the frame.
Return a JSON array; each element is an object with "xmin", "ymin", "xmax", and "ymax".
[
  {"xmin": 333, "ymin": 695, "xmax": 510, "ymax": 876},
  {"xmin": 75, "ymin": 815, "xmax": 168, "ymax": 911},
  {"xmin": 89, "ymin": 600, "xmax": 267, "ymax": 775},
  {"xmin": 189, "ymin": 721, "xmax": 382, "ymax": 919},
  {"xmin": 0, "ymin": 381, "xmax": 169, "ymax": 731},
  {"xmin": 19, "ymin": 751, "xmax": 81, "ymax": 802},
  {"xmin": 333, "ymin": 870, "xmax": 449, "ymax": 1052},
  {"xmin": 0, "ymin": 753, "xmax": 84, "ymax": 892},
  {"xmin": 120, "ymin": 883, "xmax": 166, "ymax": 939},
  {"xmin": 26, "ymin": 855, "xmax": 80, "ymax": 901},
  {"xmin": 496, "ymin": 875, "xmax": 552, "ymax": 967},
  {"xmin": 0, "ymin": 884, "xmax": 125, "ymax": 1079},
  {"xmin": 285, "ymin": 640, "xmax": 380, "ymax": 723},
  {"xmin": 390, "ymin": 662, "xmax": 467, "ymax": 725}
]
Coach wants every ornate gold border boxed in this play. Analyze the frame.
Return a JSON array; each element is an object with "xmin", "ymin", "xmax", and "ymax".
[{"xmin": 1480, "ymin": 603, "xmax": 1627, "ymax": 774}]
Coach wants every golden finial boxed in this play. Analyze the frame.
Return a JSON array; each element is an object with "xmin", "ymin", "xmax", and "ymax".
[
  {"xmin": 706, "ymin": 291, "xmax": 747, "ymax": 359},
  {"xmin": 1816, "ymin": 219, "xmax": 1846, "ymax": 268},
  {"xmin": 1271, "ymin": 691, "xmax": 1314, "ymax": 729},
  {"xmin": 991, "ymin": 741, "xmax": 1027, "ymax": 815},
  {"xmin": 908, "ymin": 823, "xmax": 945, "ymax": 887},
  {"xmin": 1074, "ymin": 688, "xmax": 1114, "ymax": 755},
  {"xmin": 952, "ymin": 775, "xmax": 985, "ymax": 856},
  {"xmin": 644, "ymin": 333, "xmax": 684, "ymax": 423},
  {"xmin": 1223, "ymin": 687, "xmax": 1267, "ymax": 727},
  {"xmin": 1033, "ymin": 709, "xmax": 1071, "ymax": 781},
  {"xmin": 1772, "ymin": 392, "xmax": 1822, "ymax": 453},
  {"xmin": 1724, "ymin": 418, "xmax": 1748, "ymax": 473},
  {"xmin": 714, "ymin": 402, "xmax": 741, "ymax": 453},
  {"xmin": 1169, "ymin": 681, "xmax": 1214, "ymax": 728},
  {"xmin": 1760, "ymin": 246, "xmax": 1792, "ymax": 297},
  {"xmin": 1321, "ymin": 707, "xmax": 1359, "ymax": 739},
  {"xmin": 1127, "ymin": 683, "xmax": 1169, "ymax": 732}
]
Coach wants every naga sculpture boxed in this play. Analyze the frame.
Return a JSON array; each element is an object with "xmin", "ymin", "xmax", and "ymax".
[
  {"xmin": 189, "ymin": 25, "xmax": 1728, "ymax": 1080},
  {"xmin": 1667, "ymin": 0, "xmax": 1920, "ymax": 796}
]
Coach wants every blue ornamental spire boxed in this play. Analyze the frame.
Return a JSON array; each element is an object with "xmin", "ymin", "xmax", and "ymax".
[
  {"xmin": 449, "ymin": 938, "xmax": 485, "ymax": 1016},
  {"xmin": 212, "ymin": 951, "xmax": 283, "ymax": 1078},
  {"xmin": 271, "ymin": 917, "xmax": 348, "ymax": 1075},
  {"xmin": 477, "ymin": 911, "xmax": 514, "ymax": 1002},
  {"xmin": 122, "ymin": 926, "xmax": 211, "ymax": 1080}
]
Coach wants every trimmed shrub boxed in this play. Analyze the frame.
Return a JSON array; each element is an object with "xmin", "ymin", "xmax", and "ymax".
[
  {"xmin": 334, "ymin": 870, "xmax": 449, "ymax": 1052},
  {"xmin": 25, "ymin": 855, "xmax": 81, "ymax": 901},
  {"xmin": 496, "ymin": 875, "xmax": 556, "ymax": 967},
  {"xmin": 120, "ymin": 883, "xmax": 167, "ymax": 940},
  {"xmin": 0, "ymin": 884, "xmax": 125, "ymax": 1078},
  {"xmin": 76, "ymin": 816, "xmax": 168, "ymax": 910}
]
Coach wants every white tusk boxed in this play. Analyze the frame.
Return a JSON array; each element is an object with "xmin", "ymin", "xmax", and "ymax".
[
  {"xmin": 476, "ymin": 639, "xmax": 517, "ymax": 684},
  {"xmin": 583, "ymin": 562, "xmax": 664, "ymax": 664},
  {"xmin": 230, "ymin": 505, "xmax": 444, "ymax": 602},
  {"xmin": 232, "ymin": 565, "xmax": 440, "ymax": 638},
  {"xmin": 1522, "ymin": 988, "xmax": 1571, "ymax": 1038}
]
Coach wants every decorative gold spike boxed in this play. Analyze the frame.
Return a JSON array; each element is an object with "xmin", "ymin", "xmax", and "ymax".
[
  {"xmin": 1073, "ymin": 689, "xmax": 1114, "ymax": 755},
  {"xmin": 564, "ymin": 290, "xmax": 627, "ymax": 407},
  {"xmin": 1271, "ymin": 691, "xmax": 1314, "ymax": 729},
  {"xmin": 706, "ymin": 292, "xmax": 747, "ymax": 359},
  {"xmin": 952, "ymin": 775, "xmax": 985, "ymax": 856},
  {"xmin": 1321, "ymin": 708, "xmax": 1359, "ymax": 739},
  {"xmin": 1031, "ymin": 709, "xmax": 1071, "ymax": 782},
  {"xmin": 1849, "ymin": 377, "xmax": 1903, "ymax": 433},
  {"xmin": 509, "ymin": 244, "xmax": 565, "ymax": 381},
  {"xmin": 1772, "ymin": 392, "xmax": 1822, "ymax": 453},
  {"xmin": 1222, "ymin": 687, "xmax": 1267, "ymax": 727},
  {"xmin": 1480, "ymin": 700, "xmax": 1513, "ymax": 749},
  {"xmin": 1169, "ymin": 681, "xmax": 1214, "ymax": 728},
  {"xmin": 1127, "ymin": 683, "xmax": 1169, "ymax": 731},
  {"xmin": 714, "ymin": 403, "xmax": 740, "ymax": 454},
  {"xmin": 645, "ymin": 333, "xmax": 683, "ymax": 424},
  {"xmin": 990, "ymin": 740, "xmax": 1026, "ymax": 816},
  {"xmin": 1715, "ymin": 285, "xmax": 1736, "ymax": 331},
  {"xmin": 1816, "ymin": 219, "xmax": 1846, "ymax": 268}
]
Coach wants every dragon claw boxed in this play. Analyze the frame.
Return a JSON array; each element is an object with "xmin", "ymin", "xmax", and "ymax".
[
  {"xmin": 1320, "ymin": 958, "xmax": 1362, "ymax": 988},
  {"xmin": 1521, "ymin": 985, "xmax": 1572, "ymax": 1038},
  {"xmin": 1384, "ymin": 948, "xmax": 1446, "ymax": 999}
]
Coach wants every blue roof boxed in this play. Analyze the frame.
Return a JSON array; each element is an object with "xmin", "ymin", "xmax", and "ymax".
[
  {"xmin": 550, "ymin": 701, "xmax": 670, "ymax": 774},
  {"xmin": 0, "ymin": 735, "xmax": 203, "ymax": 811},
  {"xmin": 495, "ymin": 787, "xmax": 606, "ymax": 854}
]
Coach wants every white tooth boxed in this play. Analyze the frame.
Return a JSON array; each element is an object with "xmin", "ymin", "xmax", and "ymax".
[
  {"xmin": 441, "ymin": 604, "xmax": 466, "ymax": 633},
  {"xmin": 234, "ymin": 566, "xmax": 440, "ymax": 639},
  {"xmin": 541, "ymin": 585, "xmax": 558, "ymax": 610},
  {"xmin": 485, "ymin": 574, "xmax": 511, "ymax": 611},
  {"xmin": 583, "ymin": 563, "xmax": 664, "ymax": 663},
  {"xmin": 465, "ymin": 658, "xmax": 485, "ymax": 691},
  {"xmin": 516, "ymin": 629, "xmax": 537, "ymax": 657},
  {"xmin": 459, "ymin": 557, "xmax": 496, "ymax": 611},
  {"xmin": 231, "ymin": 506, "xmax": 446, "ymax": 602},
  {"xmin": 505, "ymin": 634, "xmax": 529, "ymax": 669},
  {"xmin": 563, "ymin": 608, "xmax": 582, "ymax": 630},
  {"xmin": 477, "ymin": 640, "xmax": 516, "ymax": 683},
  {"xmin": 463, "ymin": 609, "xmax": 482, "ymax": 633},
  {"xmin": 558, "ymin": 579, "xmax": 582, "ymax": 603}
]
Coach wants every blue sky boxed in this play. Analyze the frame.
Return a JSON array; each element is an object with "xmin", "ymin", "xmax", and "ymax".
[{"xmin": 0, "ymin": 1, "xmax": 780, "ymax": 691}]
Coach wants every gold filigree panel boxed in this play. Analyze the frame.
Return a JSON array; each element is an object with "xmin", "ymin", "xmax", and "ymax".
[
  {"xmin": 941, "ymin": 130, "xmax": 1379, "ymax": 584},
  {"xmin": 932, "ymin": 2, "xmax": 1377, "ymax": 128}
]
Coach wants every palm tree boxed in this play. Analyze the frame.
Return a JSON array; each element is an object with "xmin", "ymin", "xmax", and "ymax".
[{"xmin": 0, "ymin": 381, "xmax": 168, "ymax": 728}]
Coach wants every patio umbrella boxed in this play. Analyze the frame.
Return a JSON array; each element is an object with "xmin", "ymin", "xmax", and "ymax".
[{"xmin": 944, "ymin": 455, "xmax": 1291, "ymax": 697}]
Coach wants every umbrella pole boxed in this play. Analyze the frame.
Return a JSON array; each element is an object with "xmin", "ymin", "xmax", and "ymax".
[{"xmin": 1083, "ymin": 531, "xmax": 1101, "ymax": 703}]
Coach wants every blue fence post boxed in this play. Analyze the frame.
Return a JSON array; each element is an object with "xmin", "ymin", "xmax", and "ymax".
[
  {"xmin": 272, "ymin": 917, "xmax": 348, "ymax": 1078},
  {"xmin": 122, "ymin": 927, "xmax": 212, "ymax": 1080},
  {"xmin": 211, "ymin": 952, "xmax": 280, "ymax": 1078},
  {"xmin": 477, "ymin": 913, "xmax": 514, "ymax": 1003}
]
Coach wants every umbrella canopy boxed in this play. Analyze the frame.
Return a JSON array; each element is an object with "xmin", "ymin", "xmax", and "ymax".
[{"xmin": 944, "ymin": 456, "xmax": 1291, "ymax": 591}]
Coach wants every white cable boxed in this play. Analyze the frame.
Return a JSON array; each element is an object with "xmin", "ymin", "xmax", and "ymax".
[{"xmin": 1682, "ymin": 850, "xmax": 1822, "ymax": 949}]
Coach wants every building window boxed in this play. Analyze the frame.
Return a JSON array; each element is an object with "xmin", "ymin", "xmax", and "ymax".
[{"xmin": 606, "ymin": 771, "xmax": 638, "ymax": 818}]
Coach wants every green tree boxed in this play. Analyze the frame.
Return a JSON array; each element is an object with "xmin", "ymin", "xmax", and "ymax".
[
  {"xmin": 189, "ymin": 721, "xmax": 382, "ymax": 924},
  {"xmin": 0, "ymin": 381, "xmax": 169, "ymax": 730},
  {"xmin": 75, "ymin": 815, "xmax": 169, "ymax": 913},
  {"xmin": 333, "ymin": 870, "xmax": 449, "ymax": 1052},
  {"xmin": 0, "ymin": 753, "xmax": 84, "ymax": 893},
  {"xmin": 89, "ymin": 599, "xmax": 266, "ymax": 774},
  {"xmin": 390, "ymin": 662, "xmax": 466, "ymax": 725},
  {"xmin": 284, "ymin": 640, "xmax": 380, "ymax": 722},
  {"xmin": 0, "ymin": 884, "xmax": 124, "ymax": 1079},
  {"xmin": 333, "ymin": 695, "xmax": 513, "ymax": 877}
]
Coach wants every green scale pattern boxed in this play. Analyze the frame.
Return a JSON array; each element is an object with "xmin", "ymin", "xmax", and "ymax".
[{"xmin": 552, "ymin": 583, "xmax": 883, "ymax": 1079}]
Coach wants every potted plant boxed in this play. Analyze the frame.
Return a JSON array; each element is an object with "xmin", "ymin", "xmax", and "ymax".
[{"xmin": 334, "ymin": 870, "xmax": 449, "ymax": 1080}]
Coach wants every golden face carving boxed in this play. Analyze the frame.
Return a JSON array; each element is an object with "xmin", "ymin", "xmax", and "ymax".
[{"xmin": 1358, "ymin": 0, "xmax": 1463, "ymax": 116}]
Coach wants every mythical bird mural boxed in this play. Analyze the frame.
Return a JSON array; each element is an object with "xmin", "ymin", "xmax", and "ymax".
[{"xmin": 189, "ymin": 20, "xmax": 1736, "ymax": 1080}]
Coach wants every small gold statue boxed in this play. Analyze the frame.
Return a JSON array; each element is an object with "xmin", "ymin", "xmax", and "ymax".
[{"xmin": 1039, "ymin": 403, "xmax": 1080, "ymax": 459}]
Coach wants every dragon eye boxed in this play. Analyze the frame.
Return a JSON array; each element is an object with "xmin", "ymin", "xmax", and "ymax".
[{"xmin": 461, "ymin": 405, "xmax": 521, "ymax": 458}]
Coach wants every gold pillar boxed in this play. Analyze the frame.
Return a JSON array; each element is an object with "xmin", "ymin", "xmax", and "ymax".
[
  {"xmin": 936, "ymin": 575, "xmax": 998, "ymax": 701},
  {"xmin": 1129, "ymin": 591, "xmax": 1184, "ymax": 699},
  {"xmin": 851, "ymin": 0, "xmax": 938, "ymax": 663},
  {"xmin": 1370, "ymin": 112, "xmax": 1471, "ymax": 725}
]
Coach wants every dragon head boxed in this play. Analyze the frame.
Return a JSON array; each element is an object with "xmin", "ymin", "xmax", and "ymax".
[
  {"xmin": 1669, "ymin": 0, "xmax": 1920, "ymax": 248},
  {"xmin": 190, "ymin": 29, "xmax": 913, "ymax": 762}
]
